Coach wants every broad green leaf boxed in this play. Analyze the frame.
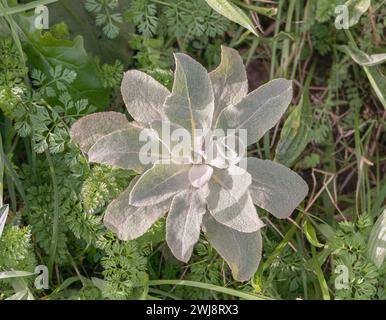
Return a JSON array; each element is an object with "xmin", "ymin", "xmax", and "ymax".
[
  {"xmin": 121, "ymin": 70, "xmax": 170, "ymax": 123},
  {"xmin": 246, "ymin": 158, "xmax": 308, "ymax": 219},
  {"xmin": 368, "ymin": 209, "xmax": 386, "ymax": 268},
  {"xmin": 345, "ymin": 0, "xmax": 371, "ymax": 27},
  {"xmin": 203, "ymin": 214, "xmax": 262, "ymax": 282},
  {"xmin": 217, "ymin": 79, "xmax": 293, "ymax": 145},
  {"xmin": 338, "ymin": 45, "xmax": 386, "ymax": 67},
  {"xmin": 189, "ymin": 165, "xmax": 213, "ymax": 188},
  {"xmin": 209, "ymin": 46, "xmax": 248, "ymax": 126},
  {"xmin": 166, "ymin": 189, "xmax": 206, "ymax": 262},
  {"xmin": 303, "ymin": 219, "xmax": 324, "ymax": 248},
  {"xmin": 104, "ymin": 178, "xmax": 170, "ymax": 241},
  {"xmin": 70, "ymin": 112, "xmax": 130, "ymax": 153},
  {"xmin": 0, "ymin": 204, "xmax": 8, "ymax": 239},
  {"xmin": 275, "ymin": 69, "xmax": 313, "ymax": 167},
  {"xmin": 164, "ymin": 53, "xmax": 214, "ymax": 133},
  {"xmin": 87, "ymin": 127, "xmax": 158, "ymax": 173},
  {"xmin": 207, "ymin": 166, "xmax": 264, "ymax": 233},
  {"xmin": 205, "ymin": 0, "xmax": 258, "ymax": 36},
  {"xmin": 16, "ymin": 16, "xmax": 110, "ymax": 110},
  {"xmin": 129, "ymin": 164, "xmax": 192, "ymax": 206}
]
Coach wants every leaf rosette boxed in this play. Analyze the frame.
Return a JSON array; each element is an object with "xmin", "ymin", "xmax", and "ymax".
[{"xmin": 71, "ymin": 46, "xmax": 308, "ymax": 281}]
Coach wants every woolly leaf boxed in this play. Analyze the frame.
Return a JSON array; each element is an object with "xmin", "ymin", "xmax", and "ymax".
[
  {"xmin": 129, "ymin": 164, "xmax": 192, "ymax": 206},
  {"xmin": 345, "ymin": 0, "xmax": 371, "ymax": 27},
  {"xmin": 104, "ymin": 178, "xmax": 169, "ymax": 241},
  {"xmin": 217, "ymin": 79, "xmax": 293, "ymax": 145},
  {"xmin": 121, "ymin": 70, "xmax": 170, "ymax": 123},
  {"xmin": 88, "ymin": 127, "xmax": 158, "ymax": 173},
  {"xmin": 70, "ymin": 112, "xmax": 130, "ymax": 153},
  {"xmin": 166, "ymin": 189, "xmax": 206, "ymax": 262},
  {"xmin": 207, "ymin": 166, "xmax": 263, "ymax": 232},
  {"xmin": 203, "ymin": 214, "xmax": 262, "ymax": 282},
  {"xmin": 164, "ymin": 53, "xmax": 215, "ymax": 133},
  {"xmin": 209, "ymin": 46, "xmax": 248, "ymax": 125},
  {"xmin": 246, "ymin": 158, "xmax": 308, "ymax": 219}
]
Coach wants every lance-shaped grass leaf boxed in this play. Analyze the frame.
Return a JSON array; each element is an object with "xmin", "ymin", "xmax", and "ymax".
[
  {"xmin": 205, "ymin": 0, "xmax": 258, "ymax": 36},
  {"xmin": 104, "ymin": 177, "xmax": 170, "ymax": 241},
  {"xmin": 88, "ymin": 127, "xmax": 159, "ymax": 173},
  {"xmin": 209, "ymin": 46, "xmax": 248, "ymax": 126},
  {"xmin": 70, "ymin": 111, "xmax": 131, "ymax": 153},
  {"xmin": 275, "ymin": 66, "xmax": 313, "ymax": 167},
  {"xmin": 216, "ymin": 79, "xmax": 293, "ymax": 145},
  {"xmin": 164, "ymin": 53, "xmax": 214, "ymax": 133},
  {"xmin": 166, "ymin": 189, "xmax": 207, "ymax": 263},
  {"xmin": 246, "ymin": 158, "xmax": 309, "ymax": 219},
  {"xmin": 203, "ymin": 214, "xmax": 262, "ymax": 282},
  {"xmin": 0, "ymin": 204, "xmax": 9, "ymax": 239},
  {"xmin": 129, "ymin": 164, "xmax": 192, "ymax": 207},
  {"xmin": 121, "ymin": 70, "xmax": 170, "ymax": 123},
  {"xmin": 338, "ymin": 45, "xmax": 386, "ymax": 67}
]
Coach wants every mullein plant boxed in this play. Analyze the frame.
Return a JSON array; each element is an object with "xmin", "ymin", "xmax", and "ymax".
[{"xmin": 71, "ymin": 46, "xmax": 308, "ymax": 281}]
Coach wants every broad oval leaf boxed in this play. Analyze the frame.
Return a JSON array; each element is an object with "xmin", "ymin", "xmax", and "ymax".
[
  {"xmin": 104, "ymin": 178, "xmax": 170, "ymax": 241},
  {"xmin": 121, "ymin": 70, "xmax": 170, "ymax": 123},
  {"xmin": 70, "ymin": 112, "xmax": 130, "ymax": 153},
  {"xmin": 87, "ymin": 127, "xmax": 159, "ymax": 173},
  {"xmin": 203, "ymin": 214, "xmax": 263, "ymax": 282},
  {"xmin": 368, "ymin": 208, "xmax": 386, "ymax": 268},
  {"xmin": 205, "ymin": 0, "xmax": 258, "ymax": 36},
  {"xmin": 209, "ymin": 46, "xmax": 248, "ymax": 126},
  {"xmin": 129, "ymin": 164, "xmax": 192, "ymax": 207},
  {"xmin": 246, "ymin": 158, "xmax": 308, "ymax": 219},
  {"xmin": 217, "ymin": 79, "xmax": 293, "ymax": 145},
  {"xmin": 166, "ymin": 189, "xmax": 206, "ymax": 263},
  {"xmin": 164, "ymin": 53, "xmax": 215, "ymax": 133}
]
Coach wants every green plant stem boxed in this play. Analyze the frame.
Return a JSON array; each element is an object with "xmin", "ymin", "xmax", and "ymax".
[
  {"xmin": 147, "ymin": 280, "xmax": 273, "ymax": 300},
  {"xmin": 46, "ymin": 150, "xmax": 60, "ymax": 279}
]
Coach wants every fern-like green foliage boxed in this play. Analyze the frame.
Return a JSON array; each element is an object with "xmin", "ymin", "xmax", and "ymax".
[
  {"xmin": 85, "ymin": 0, "xmax": 123, "ymax": 39},
  {"xmin": 81, "ymin": 165, "xmax": 133, "ymax": 214},
  {"xmin": 128, "ymin": 0, "xmax": 230, "ymax": 40},
  {"xmin": 330, "ymin": 214, "xmax": 385, "ymax": 300},
  {"xmin": 0, "ymin": 38, "xmax": 28, "ymax": 118},
  {"xmin": 0, "ymin": 225, "xmax": 36, "ymax": 272},
  {"xmin": 98, "ymin": 232, "xmax": 148, "ymax": 299}
]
